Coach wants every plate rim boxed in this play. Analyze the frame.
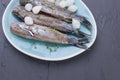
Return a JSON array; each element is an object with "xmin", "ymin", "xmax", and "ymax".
[{"xmin": 2, "ymin": 0, "xmax": 97, "ymax": 61}]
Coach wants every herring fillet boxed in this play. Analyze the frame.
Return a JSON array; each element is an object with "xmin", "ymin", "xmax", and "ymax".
[
  {"xmin": 20, "ymin": 0, "xmax": 92, "ymax": 30},
  {"xmin": 10, "ymin": 22, "xmax": 88, "ymax": 49},
  {"xmin": 12, "ymin": 6, "xmax": 90, "ymax": 38}
]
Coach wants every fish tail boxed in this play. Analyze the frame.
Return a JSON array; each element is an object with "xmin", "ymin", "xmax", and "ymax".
[
  {"xmin": 68, "ymin": 37, "xmax": 88, "ymax": 49},
  {"xmin": 75, "ymin": 44, "xmax": 87, "ymax": 49},
  {"xmin": 75, "ymin": 38, "xmax": 89, "ymax": 49},
  {"xmin": 82, "ymin": 18, "xmax": 92, "ymax": 31},
  {"xmin": 74, "ymin": 29, "xmax": 91, "ymax": 39},
  {"xmin": 76, "ymin": 15, "xmax": 92, "ymax": 31}
]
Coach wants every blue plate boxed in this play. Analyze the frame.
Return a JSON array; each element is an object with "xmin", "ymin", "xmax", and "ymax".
[{"xmin": 2, "ymin": 0, "xmax": 97, "ymax": 61}]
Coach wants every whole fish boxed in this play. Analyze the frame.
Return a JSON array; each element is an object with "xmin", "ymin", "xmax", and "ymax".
[
  {"xmin": 10, "ymin": 22, "xmax": 88, "ymax": 49},
  {"xmin": 13, "ymin": 6, "xmax": 90, "ymax": 38},
  {"xmin": 20, "ymin": 0, "xmax": 92, "ymax": 30}
]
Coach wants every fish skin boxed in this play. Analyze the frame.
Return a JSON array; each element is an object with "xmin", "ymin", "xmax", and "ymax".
[
  {"xmin": 13, "ymin": 6, "xmax": 74, "ymax": 33},
  {"xmin": 10, "ymin": 22, "xmax": 87, "ymax": 49},
  {"xmin": 13, "ymin": 6, "xmax": 90, "ymax": 38},
  {"xmin": 20, "ymin": 0, "xmax": 73, "ymax": 22},
  {"xmin": 11, "ymin": 22, "xmax": 69, "ymax": 44},
  {"xmin": 20, "ymin": 0, "xmax": 92, "ymax": 30}
]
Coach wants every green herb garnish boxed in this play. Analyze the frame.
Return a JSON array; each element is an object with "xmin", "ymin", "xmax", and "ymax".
[
  {"xmin": 25, "ymin": 0, "xmax": 31, "ymax": 3},
  {"xmin": 46, "ymin": 44, "xmax": 59, "ymax": 52}
]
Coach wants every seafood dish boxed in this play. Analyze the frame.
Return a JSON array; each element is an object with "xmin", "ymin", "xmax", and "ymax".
[
  {"xmin": 20, "ymin": 0, "xmax": 92, "ymax": 31},
  {"xmin": 11, "ymin": 22, "xmax": 88, "ymax": 49},
  {"xmin": 10, "ymin": 0, "xmax": 93, "ymax": 49},
  {"xmin": 13, "ymin": 6, "xmax": 89, "ymax": 38}
]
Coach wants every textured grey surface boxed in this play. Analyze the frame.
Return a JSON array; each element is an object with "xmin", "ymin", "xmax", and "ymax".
[{"xmin": 0, "ymin": 0, "xmax": 120, "ymax": 80}]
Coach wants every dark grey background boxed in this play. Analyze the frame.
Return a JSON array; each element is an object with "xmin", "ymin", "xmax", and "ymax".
[{"xmin": 0, "ymin": 0, "xmax": 120, "ymax": 80}]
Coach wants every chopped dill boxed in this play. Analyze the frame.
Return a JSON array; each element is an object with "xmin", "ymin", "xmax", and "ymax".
[
  {"xmin": 46, "ymin": 44, "xmax": 59, "ymax": 52},
  {"xmin": 36, "ymin": 16, "xmax": 41, "ymax": 20},
  {"xmin": 49, "ymin": 48, "xmax": 53, "ymax": 52},
  {"xmin": 25, "ymin": 0, "xmax": 31, "ymax": 3}
]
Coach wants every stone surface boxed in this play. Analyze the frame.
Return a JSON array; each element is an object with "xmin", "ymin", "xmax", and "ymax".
[{"xmin": 0, "ymin": 0, "xmax": 120, "ymax": 80}]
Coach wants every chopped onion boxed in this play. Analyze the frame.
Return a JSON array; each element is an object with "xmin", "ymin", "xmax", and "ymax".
[
  {"xmin": 68, "ymin": 5, "xmax": 78, "ymax": 12},
  {"xmin": 66, "ymin": 0, "xmax": 75, "ymax": 6},
  {"xmin": 24, "ymin": 16, "xmax": 33, "ymax": 25},
  {"xmin": 25, "ymin": 3, "xmax": 33, "ymax": 11},
  {"xmin": 19, "ymin": 24, "xmax": 29, "ymax": 29},
  {"xmin": 32, "ymin": 6, "xmax": 42, "ymax": 14},
  {"xmin": 48, "ymin": 0, "xmax": 55, "ymax": 3},
  {"xmin": 59, "ymin": 0, "xmax": 68, "ymax": 8},
  {"xmin": 72, "ymin": 18, "xmax": 81, "ymax": 29}
]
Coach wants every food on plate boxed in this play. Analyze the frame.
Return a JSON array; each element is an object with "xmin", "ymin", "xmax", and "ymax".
[
  {"xmin": 32, "ymin": 5, "xmax": 42, "ymax": 14},
  {"xmin": 12, "ymin": 6, "xmax": 90, "ymax": 38},
  {"xmin": 9, "ymin": 0, "xmax": 93, "ymax": 49},
  {"xmin": 66, "ymin": 0, "xmax": 75, "ymax": 6},
  {"xmin": 68, "ymin": 5, "xmax": 78, "ymax": 12},
  {"xmin": 72, "ymin": 18, "xmax": 81, "ymax": 29},
  {"xmin": 59, "ymin": 0, "xmax": 68, "ymax": 8},
  {"xmin": 10, "ymin": 22, "xmax": 88, "ymax": 49},
  {"xmin": 24, "ymin": 16, "xmax": 34, "ymax": 25},
  {"xmin": 20, "ymin": 0, "xmax": 92, "ymax": 30},
  {"xmin": 48, "ymin": 0, "xmax": 76, "ymax": 10},
  {"xmin": 25, "ymin": 3, "xmax": 33, "ymax": 11},
  {"xmin": 48, "ymin": 0, "xmax": 55, "ymax": 3}
]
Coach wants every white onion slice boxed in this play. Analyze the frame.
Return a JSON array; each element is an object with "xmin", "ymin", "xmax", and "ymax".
[
  {"xmin": 25, "ymin": 3, "xmax": 33, "ymax": 11},
  {"xmin": 66, "ymin": 0, "xmax": 75, "ymax": 6},
  {"xmin": 24, "ymin": 16, "xmax": 33, "ymax": 25},
  {"xmin": 72, "ymin": 18, "xmax": 81, "ymax": 29},
  {"xmin": 68, "ymin": 5, "xmax": 78, "ymax": 12},
  {"xmin": 32, "ymin": 6, "xmax": 42, "ymax": 14},
  {"xmin": 59, "ymin": 1, "xmax": 68, "ymax": 8},
  {"xmin": 48, "ymin": 0, "xmax": 55, "ymax": 3}
]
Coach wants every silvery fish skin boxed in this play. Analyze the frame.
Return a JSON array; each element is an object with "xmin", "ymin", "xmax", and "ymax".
[
  {"xmin": 10, "ymin": 22, "xmax": 88, "ymax": 49},
  {"xmin": 13, "ymin": 6, "xmax": 89, "ymax": 38},
  {"xmin": 20, "ymin": 0, "xmax": 92, "ymax": 30}
]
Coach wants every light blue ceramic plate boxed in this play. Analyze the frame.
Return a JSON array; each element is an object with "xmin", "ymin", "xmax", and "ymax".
[{"xmin": 2, "ymin": 0, "xmax": 97, "ymax": 61}]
